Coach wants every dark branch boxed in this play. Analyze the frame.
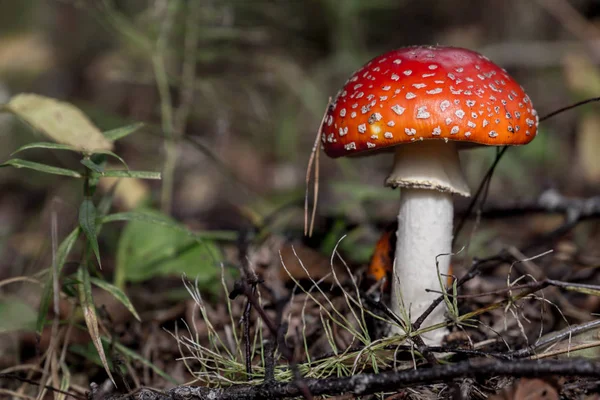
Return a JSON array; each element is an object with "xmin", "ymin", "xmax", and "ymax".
[{"xmin": 105, "ymin": 359, "xmax": 600, "ymax": 399}]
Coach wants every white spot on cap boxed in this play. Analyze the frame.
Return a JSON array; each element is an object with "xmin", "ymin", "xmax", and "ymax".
[
  {"xmin": 416, "ymin": 106, "xmax": 431, "ymax": 119},
  {"xmin": 451, "ymin": 126, "xmax": 459, "ymax": 134},
  {"xmin": 382, "ymin": 86, "xmax": 391, "ymax": 91},
  {"xmin": 358, "ymin": 123, "xmax": 366, "ymax": 133},
  {"xmin": 403, "ymin": 70, "xmax": 412, "ymax": 76},
  {"xmin": 432, "ymin": 126, "xmax": 441, "ymax": 135},
  {"xmin": 422, "ymin": 73, "xmax": 435, "ymax": 78},
  {"xmin": 413, "ymin": 83, "xmax": 426, "ymax": 89},
  {"xmin": 367, "ymin": 142, "xmax": 376, "ymax": 148},
  {"xmin": 371, "ymin": 134, "xmax": 379, "ymax": 139},
  {"xmin": 406, "ymin": 92, "xmax": 417, "ymax": 99},
  {"xmin": 384, "ymin": 132, "xmax": 393, "ymax": 139},
  {"xmin": 368, "ymin": 113, "xmax": 383, "ymax": 124},
  {"xmin": 483, "ymin": 119, "xmax": 489, "ymax": 127},
  {"xmin": 339, "ymin": 127, "xmax": 348, "ymax": 136},
  {"xmin": 393, "ymin": 59, "xmax": 402, "ymax": 64},
  {"xmin": 340, "ymin": 109, "xmax": 346, "ymax": 117},
  {"xmin": 489, "ymin": 131, "xmax": 498, "ymax": 138},
  {"xmin": 466, "ymin": 100, "xmax": 476, "ymax": 107},
  {"xmin": 391, "ymin": 105, "xmax": 405, "ymax": 115},
  {"xmin": 465, "ymin": 131, "xmax": 472, "ymax": 137},
  {"xmin": 387, "ymin": 120, "xmax": 395, "ymax": 127},
  {"xmin": 427, "ymin": 88, "xmax": 443, "ymax": 94},
  {"xmin": 405, "ymin": 128, "xmax": 416, "ymax": 136},
  {"xmin": 345, "ymin": 142, "xmax": 356, "ymax": 150},
  {"xmin": 440, "ymin": 100, "xmax": 451, "ymax": 111},
  {"xmin": 467, "ymin": 121, "xmax": 476, "ymax": 128},
  {"xmin": 351, "ymin": 112, "xmax": 357, "ymax": 118},
  {"xmin": 327, "ymin": 116, "xmax": 333, "ymax": 126},
  {"xmin": 455, "ymin": 109, "xmax": 465, "ymax": 119},
  {"xmin": 428, "ymin": 64, "xmax": 438, "ymax": 70},
  {"xmin": 391, "ymin": 74, "xmax": 400, "ymax": 81},
  {"xmin": 445, "ymin": 117, "xmax": 452, "ymax": 125}
]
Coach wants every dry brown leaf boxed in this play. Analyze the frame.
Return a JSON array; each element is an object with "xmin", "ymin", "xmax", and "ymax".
[
  {"xmin": 491, "ymin": 378, "xmax": 559, "ymax": 400},
  {"xmin": 278, "ymin": 241, "xmax": 349, "ymax": 284}
]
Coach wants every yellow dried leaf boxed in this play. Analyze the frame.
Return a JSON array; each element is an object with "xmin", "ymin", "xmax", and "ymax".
[{"xmin": 5, "ymin": 93, "xmax": 113, "ymax": 152}]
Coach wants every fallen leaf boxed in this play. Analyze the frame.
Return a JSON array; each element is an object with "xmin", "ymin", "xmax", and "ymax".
[
  {"xmin": 5, "ymin": 93, "xmax": 113, "ymax": 152},
  {"xmin": 491, "ymin": 378, "xmax": 559, "ymax": 400}
]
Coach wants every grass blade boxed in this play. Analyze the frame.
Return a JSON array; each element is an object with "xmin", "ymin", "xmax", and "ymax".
[
  {"xmin": 81, "ymin": 158, "xmax": 105, "ymax": 174},
  {"xmin": 79, "ymin": 198, "xmax": 102, "ymax": 268},
  {"xmin": 95, "ymin": 150, "xmax": 129, "ymax": 170},
  {"xmin": 89, "ymin": 277, "xmax": 141, "ymax": 321},
  {"xmin": 11, "ymin": 142, "xmax": 78, "ymax": 155},
  {"xmin": 112, "ymin": 341, "xmax": 177, "ymax": 384},
  {"xmin": 77, "ymin": 266, "xmax": 116, "ymax": 386},
  {"xmin": 1, "ymin": 159, "xmax": 82, "ymax": 178},
  {"xmin": 36, "ymin": 228, "xmax": 80, "ymax": 334},
  {"xmin": 103, "ymin": 122, "xmax": 145, "ymax": 141},
  {"xmin": 94, "ymin": 170, "xmax": 161, "ymax": 180}
]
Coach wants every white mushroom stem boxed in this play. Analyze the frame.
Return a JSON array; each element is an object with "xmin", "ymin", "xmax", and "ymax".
[{"xmin": 385, "ymin": 141, "xmax": 470, "ymax": 345}]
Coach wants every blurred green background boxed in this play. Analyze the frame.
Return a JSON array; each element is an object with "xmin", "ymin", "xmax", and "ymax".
[{"xmin": 1, "ymin": 0, "xmax": 600, "ymax": 390}]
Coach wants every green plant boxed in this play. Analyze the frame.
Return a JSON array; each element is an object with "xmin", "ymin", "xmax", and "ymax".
[{"xmin": 0, "ymin": 93, "xmax": 233, "ymax": 383}]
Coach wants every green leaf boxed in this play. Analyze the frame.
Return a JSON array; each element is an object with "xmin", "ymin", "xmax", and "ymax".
[
  {"xmin": 36, "ymin": 227, "xmax": 81, "ymax": 335},
  {"xmin": 112, "ymin": 209, "xmax": 223, "ymax": 288},
  {"xmin": 0, "ymin": 297, "xmax": 37, "ymax": 333},
  {"xmin": 95, "ymin": 150, "xmax": 128, "ymax": 170},
  {"xmin": 89, "ymin": 277, "xmax": 141, "ymax": 322},
  {"xmin": 92, "ymin": 170, "xmax": 161, "ymax": 180},
  {"xmin": 81, "ymin": 158, "xmax": 105, "ymax": 174},
  {"xmin": 0, "ymin": 159, "xmax": 82, "ymax": 178},
  {"xmin": 79, "ymin": 198, "xmax": 102, "ymax": 268},
  {"xmin": 77, "ymin": 266, "xmax": 116, "ymax": 385},
  {"xmin": 99, "ymin": 211, "xmax": 237, "ymax": 241},
  {"xmin": 4, "ymin": 93, "xmax": 113, "ymax": 152},
  {"xmin": 11, "ymin": 142, "xmax": 78, "ymax": 155},
  {"xmin": 103, "ymin": 122, "xmax": 145, "ymax": 141}
]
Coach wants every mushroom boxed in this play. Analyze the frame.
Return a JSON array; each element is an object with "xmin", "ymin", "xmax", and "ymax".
[{"xmin": 321, "ymin": 46, "xmax": 538, "ymax": 344}]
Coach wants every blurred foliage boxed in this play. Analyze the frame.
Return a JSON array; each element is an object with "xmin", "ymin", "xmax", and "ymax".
[{"xmin": 114, "ymin": 208, "xmax": 222, "ymax": 289}]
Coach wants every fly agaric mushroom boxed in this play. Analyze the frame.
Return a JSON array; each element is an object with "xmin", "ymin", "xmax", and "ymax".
[{"xmin": 321, "ymin": 46, "xmax": 538, "ymax": 344}]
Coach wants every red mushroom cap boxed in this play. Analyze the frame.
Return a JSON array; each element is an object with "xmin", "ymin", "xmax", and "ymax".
[{"xmin": 322, "ymin": 46, "xmax": 538, "ymax": 158}]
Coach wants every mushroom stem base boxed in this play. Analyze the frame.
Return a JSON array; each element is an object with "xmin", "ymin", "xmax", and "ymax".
[{"xmin": 390, "ymin": 189, "xmax": 453, "ymax": 344}]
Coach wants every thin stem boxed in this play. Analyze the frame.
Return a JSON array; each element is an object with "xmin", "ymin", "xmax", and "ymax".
[{"xmin": 155, "ymin": 0, "xmax": 180, "ymax": 214}]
